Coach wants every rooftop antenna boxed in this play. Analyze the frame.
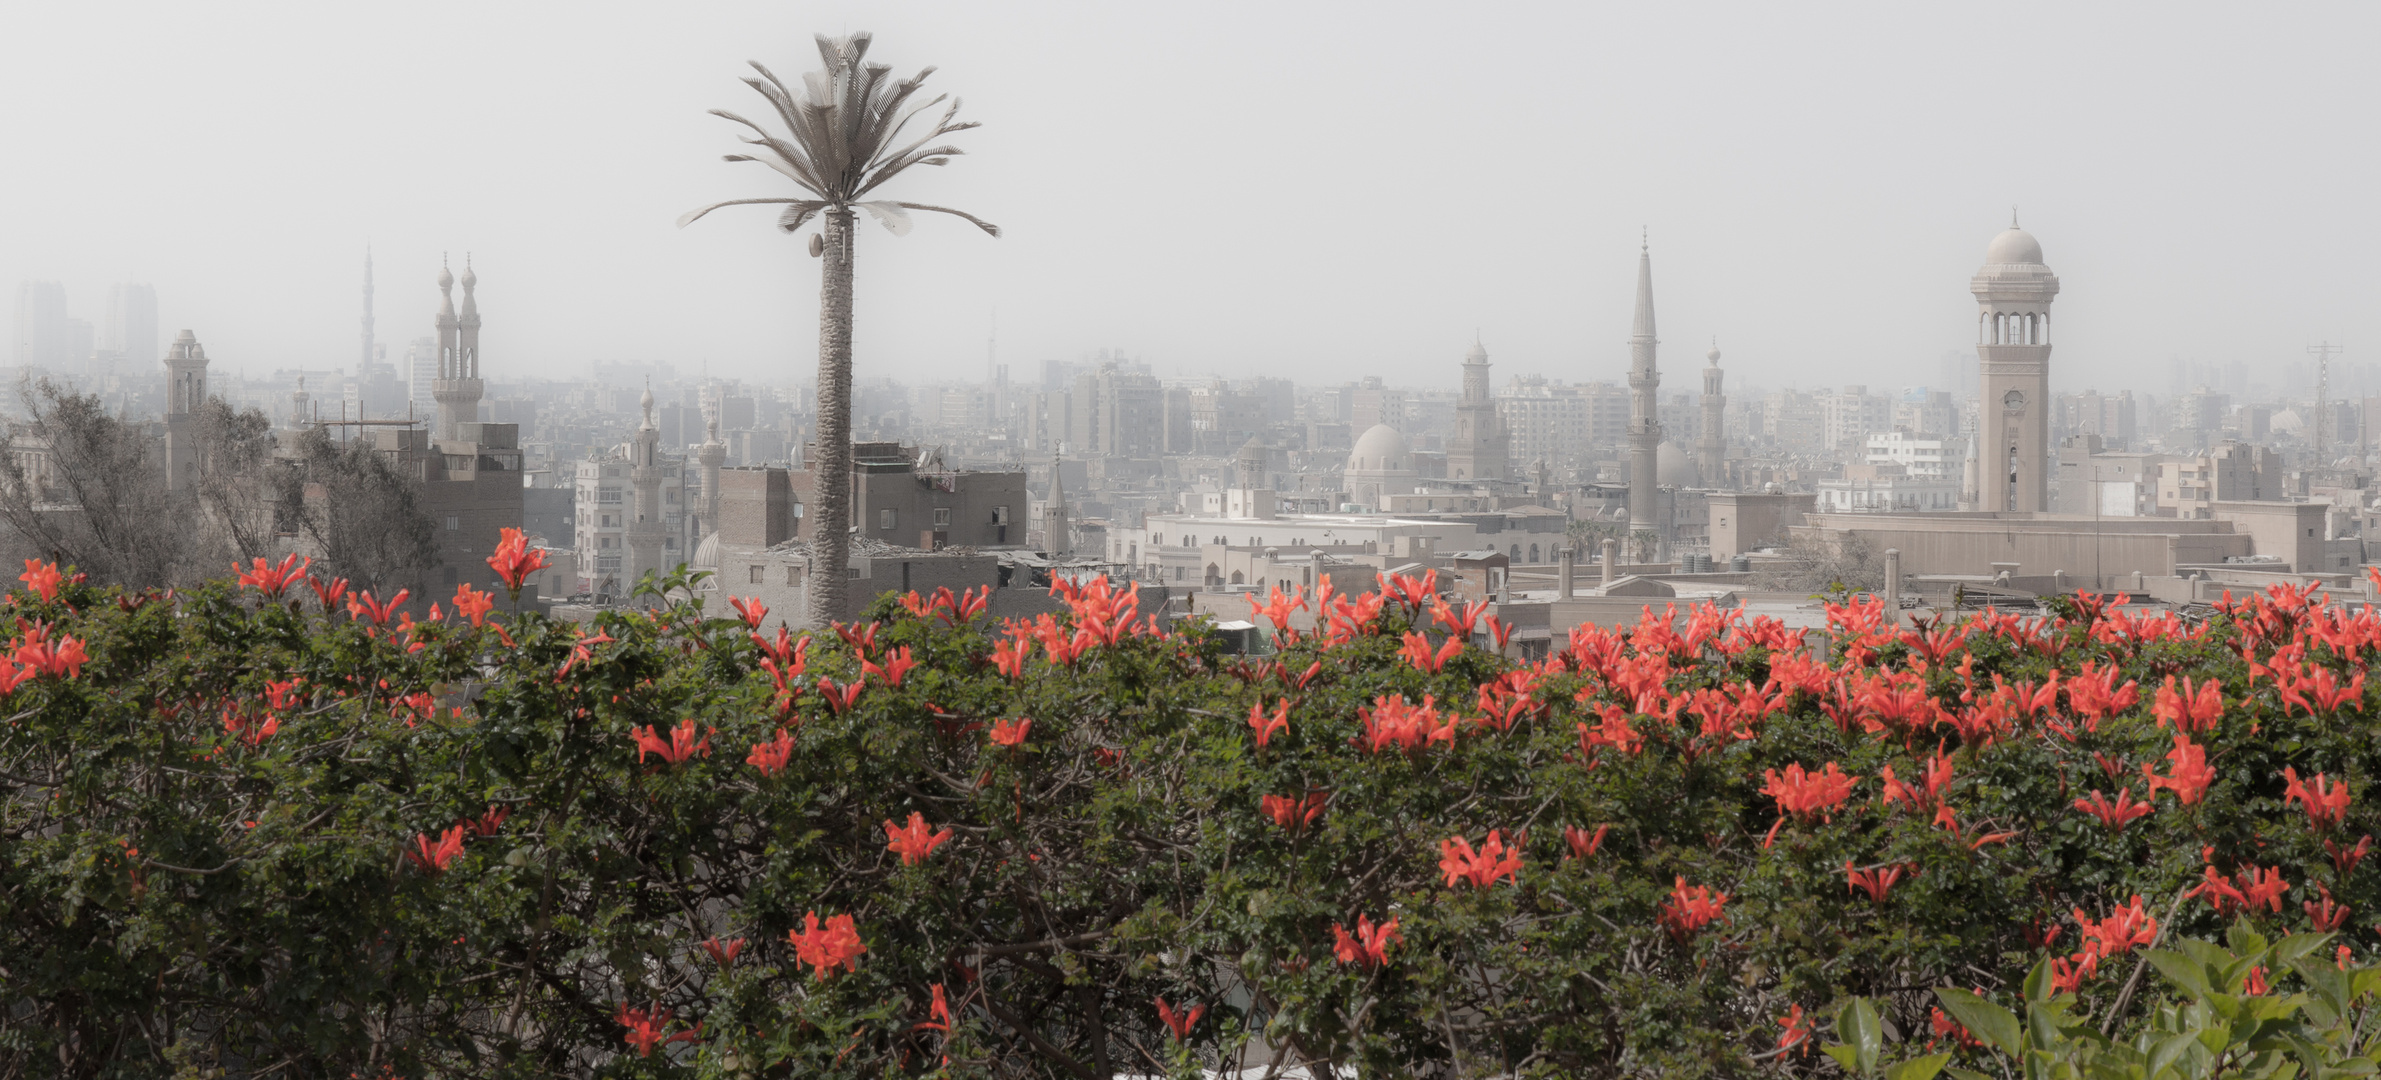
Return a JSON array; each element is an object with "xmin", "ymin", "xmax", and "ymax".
[{"xmin": 2310, "ymin": 340, "xmax": 2345, "ymax": 461}]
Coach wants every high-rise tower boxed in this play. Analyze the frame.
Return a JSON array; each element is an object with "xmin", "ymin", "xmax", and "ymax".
[
  {"xmin": 1626, "ymin": 240, "xmax": 1662, "ymax": 538},
  {"xmin": 1447, "ymin": 340, "xmax": 1509, "ymax": 482},
  {"xmin": 162, "ymin": 330, "xmax": 210, "ymax": 491},
  {"xmin": 361, "ymin": 249, "xmax": 375, "ymax": 373},
  {"xmin": 1972, "ymin": 214, "xmax": 2060, "ymax": 512},
  {"xmin": 431, "ymin": 259, "xmax": 485, "ymax": 442},
  {"xmin": 1697, "ymin": 339, "xmax": 1726, "ymax": 486}
]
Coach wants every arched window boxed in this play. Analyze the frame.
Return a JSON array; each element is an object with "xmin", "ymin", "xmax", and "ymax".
[
  {"xmin": 1529, "ymin": 544, "xmax": 1541, "ymax": 563},
  {"xmin": 1509, "ymin": 544, "xmax": 1521, "ymax": 559}
]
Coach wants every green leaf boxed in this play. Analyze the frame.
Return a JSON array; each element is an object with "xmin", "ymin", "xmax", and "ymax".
[
  {"xmin": 1838, "ymin": 997, "xmax": 1884, "ymax": 1077},
  {"xmin": 2024, "ymin": 956, "xmax": 2056, "ymax": 1003},
  {"xmin": 1886, "ymin": 1051, "xmax": 1954, "ymax": 1080},
  {"xmin": 2147, "ymin": 948, "xmax": 2216, "ymax": 1000},
  {"xmin": 1935, "ymin": 987, "xmax": 2024, "ymax": 1058},
  {"xmin": 1825, "ymin": 1044, "xmax": 1865, "ymax": 1074},
  {"xmin": 2147, "ymin": 1030, "xmax": 2198, "ymax": 1079}
]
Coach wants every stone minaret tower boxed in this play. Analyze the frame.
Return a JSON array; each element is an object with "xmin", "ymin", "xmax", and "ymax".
[
  {"xmin": 1448, "ymin": 340, "xmax": 1508, "ymax": 482},
  {"xmin": 289, "ymin": 374, "xmax": 311, "ymax": 430},
  {"xmin": 431, "ymin": 259, "xmax": 485, "ymax": 442},
  {"xmin": 1697, "ymin": 338, "xmax": 1726, "ymax": 486},
  {"xmin": 1626, "ymin": 240, "xmax": 1663, "ymax": 540},
  {"xmin": 162, "ymin": 330, "xmax": 210, "ymax": 492},
  {"xmin": 1043, "ymin": 454, "xmax": 1072, "ymax": 558},
  {"xmin": 696, "ymin": 394, "xmax": 727, "ymax": 543},
  {"xmin": 628, "ymin": 384, "xmax": 666, "ymax": 594},
  {"xmin": 1973, "ymin": 214, "xmax": 2060, "ymax": 512}
]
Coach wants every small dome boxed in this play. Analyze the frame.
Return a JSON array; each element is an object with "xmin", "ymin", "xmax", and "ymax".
[
  {"xmin": 1464, "ymin": 340, "xmax": 1489, "ymax": 362},
  {"xmin": 692, "ymin": 531, "xmax": 721, "ymax": 571},
  {"xmin": 1706, "ymin": 341, "xmax": 1721, "ymax": 363},
  {"xmin": 437, "ymin": 265, "xmax": 454, "ymax": 289},
  {"xmin": 1656, "ymin": 441, "xmax": 1696, "ymax": 487},
  {"xmin": 460, "ymin": 261, "xmax": 477, "ymax": 289},
  {"xmin": 2270, "ymin": 409, "xmax": 2304, "ymax": 434},
  {"xmin": 1347, "ymin": 424, "xmax": 1411, "ymax": 474},
  {"xmin": 1984, "ymin": 227, "xmax": 2044, "ymax": 266}
]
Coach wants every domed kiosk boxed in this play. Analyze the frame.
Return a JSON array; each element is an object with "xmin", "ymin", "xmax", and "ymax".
[{"xmin": 1344, "ymin": 424, "xmax": 1418, "ymax": 510}]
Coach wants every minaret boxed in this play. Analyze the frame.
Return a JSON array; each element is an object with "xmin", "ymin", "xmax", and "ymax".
[
  {"xmin": 1697, "ymin": 338, "xmax": 1726, "ymax": 487},
  {"xmin": 697, "ymin": 407, "xmax": 727, "ymax": 544},
  {"xmin": 1447, "ymin": 340, "xmax": 1508, "ymax": 482},
  {"xmin": 1973, "ymin": 212, "xmax": 2060, "ymax": 512},
  {"xmin": 361, "ymin": 249, "xmax": 375, "ymax": 374},
  {"xmin": 431, "ymin": 258, "xmax": 485, "ymax": 442},
  {"xmin": 1626, "ymin": 238, "xmax": 1663, "ymax": 542},
  {"xmin": 162, "ymin": 330, "xmax": 210, "ymax": 491},
  {"xmin": 1960, "ymin": 435, "xmax": 1982, "ymax": 511},
  {"xmin": 1043, "ymin": 454, "xmax": 1072, "ymax": 558},
  {"xmin": 289, "ymin": 373, "xmax": 312, "ymax": 430},
  {"xmin": 627, "ymin": 383, "xmax": 666, "ymax": 595}
]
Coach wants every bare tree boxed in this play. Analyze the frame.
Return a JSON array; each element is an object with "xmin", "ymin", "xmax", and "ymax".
[
  {"xmin": 190, "ymin": 397, "xmax": 286, "ymax": 567},
  {"xmin": 0, "ymin": 379, "xmax": 188, "ymax": 586},
  {"xmin": 1757, "ymin": 528, "xmax": 1884, "ymax": 596},
  {"xmin": 680, "ymin": 32, "xmax": 998, "ymax": 626},
  {"xmin": 285, "ymin": 427, "xmax": 437, "ymax": 596}
]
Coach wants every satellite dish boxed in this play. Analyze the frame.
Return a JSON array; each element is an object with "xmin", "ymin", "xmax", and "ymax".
[{"xmin": 807, "ymin": 233, "xmax": 825, "ymax": 258}]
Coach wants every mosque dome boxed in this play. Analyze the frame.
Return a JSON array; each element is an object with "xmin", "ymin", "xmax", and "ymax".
[
  {"xmin": 2271, "ymin": 409, "xmax": 2305, "ymax": 435},
  {"xmin": 1984, "ymin": 226, "xmax": 2044, "ymax": 266},
  {"xmin": 1656, "ymin": 441, "xmax": 1697, "ymax": 487},
  {"xmin": 692, "ymin": 531, "xmax": 721, "ymax": 572},
  {"xmin": 1346, "ymin": 424, "xmax": 1411, "ymax": 474}
]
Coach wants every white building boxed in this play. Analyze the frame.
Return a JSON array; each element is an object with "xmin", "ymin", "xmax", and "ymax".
[
  {"xmin": 1864, "ymin": 430, "xmax": 1967, "ymax": 480},
  {"xmin": 1815, "ymin": 469, "xmax": 1961, "ymax": 513},
  {"xmin": 572, "ymin": 452, "xmax": 694, "ymax": 596}
]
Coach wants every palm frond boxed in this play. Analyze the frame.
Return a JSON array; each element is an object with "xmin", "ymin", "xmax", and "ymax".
[
  {"xmin": 689, "ymin": 32, "xmax": 995, "ymax": 240},
  {"xmin": 675, "ymin": 198, "xmax": 808, "ymax": 229},
  {"xmin": 893, "ymin": 202, "xmax": 1000, "ymax": 238}
]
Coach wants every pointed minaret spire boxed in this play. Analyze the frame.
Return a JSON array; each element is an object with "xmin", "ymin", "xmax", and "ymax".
[
  {"xmin": 1044, "ymin": 453, "xmax": 1072, "ymax": 558},
  {"xmin": 1626, "ymin": 238, "xmax": 1663, "ymax": 549}
]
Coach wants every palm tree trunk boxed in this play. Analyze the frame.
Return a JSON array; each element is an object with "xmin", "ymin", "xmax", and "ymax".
[{"xmin": 806, "ymin": 207, "xmax": 856, "ymax": 626}]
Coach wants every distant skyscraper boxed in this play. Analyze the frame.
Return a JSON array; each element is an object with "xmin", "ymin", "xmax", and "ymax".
[
  {"xmin": 407, "ymin": 336, "xmax": 438, "ymax": 414},
  {"xmin": 103, "ymin": 283, "xmax": 158, "ymax": 366},
  {"xmin": 12, "ymin": 281, "xmax": 70, "ymax": 368},
  {"xmin": 361, "ymin": 250, "xmax": 376, "ymax": 374}
]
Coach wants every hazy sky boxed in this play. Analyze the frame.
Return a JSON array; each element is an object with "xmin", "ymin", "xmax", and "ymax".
[{"xmin": 4, "ymin": 1, "xmax": 2377, "ymax": 396}]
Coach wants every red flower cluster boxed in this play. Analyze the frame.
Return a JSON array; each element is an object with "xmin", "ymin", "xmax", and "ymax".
[
  {"xmin": 1331, "ymin": 914, "xmax": 1401, "ymax": 968},
  {"xmin": 789, "ymin": 911, "xmax": 866, "ymax": 980},
  {"xmin": 1438, "ymin": 830, "xmax": 1524, "ymax": 890}
]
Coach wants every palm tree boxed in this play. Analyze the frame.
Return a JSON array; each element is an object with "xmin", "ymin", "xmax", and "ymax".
[{"xmin": 679, "ymin": 32, "xmax": 997, "ymax": 626}]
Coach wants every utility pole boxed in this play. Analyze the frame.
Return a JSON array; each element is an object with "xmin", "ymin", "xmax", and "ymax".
[{"xmin": 2309, "ymin": 341, "xmax": 2344, "ymax": 461}]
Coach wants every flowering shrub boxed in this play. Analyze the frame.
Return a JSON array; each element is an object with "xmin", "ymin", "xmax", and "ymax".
[{"xmin": 10, "ymin": 565, "xmax": 2381, "ymax": 1077}]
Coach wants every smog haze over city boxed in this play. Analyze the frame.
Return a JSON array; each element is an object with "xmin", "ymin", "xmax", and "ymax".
[{"xmin": 5, "ymin": 1, "xmax": 2379, "ymax": 392}]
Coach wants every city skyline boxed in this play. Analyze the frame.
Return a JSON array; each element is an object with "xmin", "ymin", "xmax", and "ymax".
[{"xmin": 3, "ymin": 2, "xmax": 2378, "ymax": 392}]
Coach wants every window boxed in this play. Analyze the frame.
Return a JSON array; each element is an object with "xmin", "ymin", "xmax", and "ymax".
[
  {"xmin": 750, "ymin": 565, "xmax": 764, "ymax": 583},
  {"xmin": 933, "ymin": 507, "xmax": 951, "ymax": 527},
  {"xmin": 446, "ymin": 516, "xmax": 460, "ymax": 531},
  {"xmin": 785, "ymin": 565, "xmax": 799, "ymax": 585},
  {"xmin": 880, "ymin": 508, "xmax": 897, "ymax": 531},
  {"xmin": 992, "ymin": 506, "xmax": 1010, "ymax": 525}
]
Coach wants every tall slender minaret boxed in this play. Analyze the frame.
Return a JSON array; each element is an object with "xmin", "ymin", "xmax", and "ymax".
[
  {"xmin": 1043, "ymin": 454, "xmax": 1072, "ymax": 558},
  {"xmin": 1626, "ymin": 237, "xmax": 1663, "ymax": 542},
  {"xmin": 361, "ymin": 248, "xmax": 375, "ymax": 373},
  {"xmin": 1697, "ymin": 338, "xmax": 1726, "ymax": 486},
  {"xmin": 627, "ymin": 382, "xmax": 666, "ymax": 596},
  {"xmin": 1448, "ymin": 340, "xmax": 1509, "ymax": 482},
  {"xmin": 162, "ymin": 330, "xmax": 210, "ymax": 491},
  {"xmin": 697, "ymin": 384, "xmax": 727, "ymax": 542},
  {"xmin": 1973, "ymin": 213, "xmax": 2059, "ymax": 512}
]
